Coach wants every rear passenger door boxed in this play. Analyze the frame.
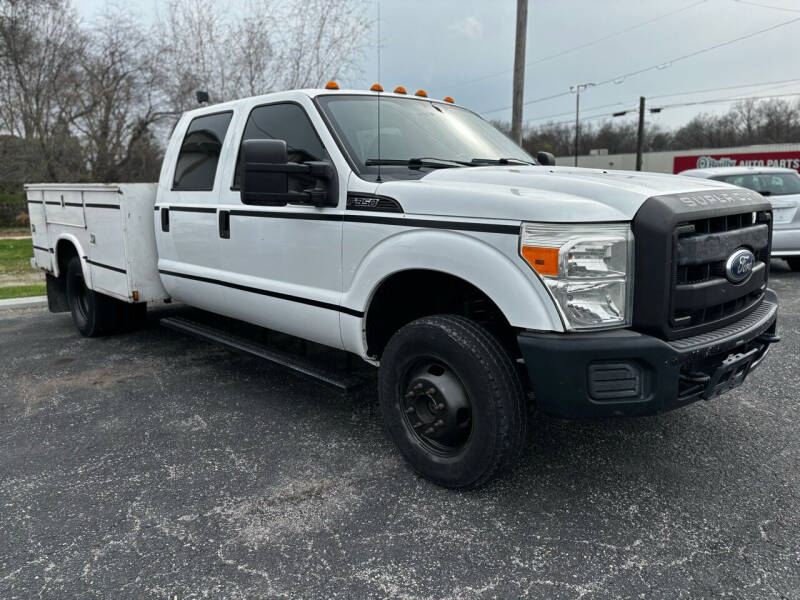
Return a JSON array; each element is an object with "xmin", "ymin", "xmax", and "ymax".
[
  {"xmin": 215, "ymin": 101, "xmax": 345, "ymax": 349},
  {"xmin": 156, "ymin": 110, "xmax": 235, "ymax": 314}
]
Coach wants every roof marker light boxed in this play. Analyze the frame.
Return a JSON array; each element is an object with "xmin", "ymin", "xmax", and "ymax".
[
  {"xmin": 394, "ymin": 86, "xmax": 407, "ymax": 94},
  {"xmin": 415, "ymin": 89, "xmax": 428, "ymax": 97},
  {"xmin": 443, "ymin": 96, "xmax": 454, "ymax": 103},
  {"xmin": 371, "ymin": 83, "xmax": 384, "ymax": 92},
  {"xmin": 325, "ymin": 80, "xmax": 340, "ymax": 90}
]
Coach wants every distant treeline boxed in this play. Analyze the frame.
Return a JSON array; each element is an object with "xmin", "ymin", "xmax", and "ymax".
[{"xmin": 495, "ymin": 98, "xmax": 800, "ymax": 158}]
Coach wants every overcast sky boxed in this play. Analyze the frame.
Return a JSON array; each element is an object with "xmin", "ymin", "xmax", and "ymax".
[{"xmin": 75, "ymin": 0, "xmax": 800, "ymax": 131}]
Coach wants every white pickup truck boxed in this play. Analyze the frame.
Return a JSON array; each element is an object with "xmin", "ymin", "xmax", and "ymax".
[{"xmin": 27, "ymin": 86, "xmax": 780, "ymax": 488}]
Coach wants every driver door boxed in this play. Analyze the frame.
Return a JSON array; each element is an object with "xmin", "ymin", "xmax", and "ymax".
[{"xmin": 216, "ymin": 100, "xmax": 345, "ymax": 349}]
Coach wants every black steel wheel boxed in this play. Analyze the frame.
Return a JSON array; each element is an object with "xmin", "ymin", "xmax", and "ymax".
[
  {"xmin": 400, "ymin": 358, "xmax": 473, "ymax": 457},
  {"xmin": 379, "ymin": 315, "xmax": 527, "ymax": 489}
]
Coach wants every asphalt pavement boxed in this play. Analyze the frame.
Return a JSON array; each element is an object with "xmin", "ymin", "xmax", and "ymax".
[{"xmin": 1, "ymin": 263, "xmax": 798, "ymax": 599}]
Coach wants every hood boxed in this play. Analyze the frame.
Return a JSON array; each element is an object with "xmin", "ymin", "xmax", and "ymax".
[{"xmin": 373, "ymin": 165, "xmax": 743, "ymax": 222}]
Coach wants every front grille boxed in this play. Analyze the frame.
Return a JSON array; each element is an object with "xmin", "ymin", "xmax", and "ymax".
[{"xmin": 671, "ymin": 211, "xmax": 771, "ymax": 332}]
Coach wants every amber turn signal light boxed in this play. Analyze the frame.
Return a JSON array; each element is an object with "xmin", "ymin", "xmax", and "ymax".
[
  {"xmin": 370, "ymin": 83, "xmax": 384, "ymax": 92},
  {"xmin": 394, "ymin": 86, "xmax": 407, "ymax": 94},
  {"xmin": 443, "ymin": 96, "xmax": 454, "ymax": 103},
  {"xmin": 521, "ymin": 246, "xmax": 559, "ymax": 276},
  {"xmin": 414, "ymin": 89, "xmax": 428, "ymax": 97}
]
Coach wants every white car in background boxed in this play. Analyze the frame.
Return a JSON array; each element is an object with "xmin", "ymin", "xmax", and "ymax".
[{"xmin": 680, "ymin": 166, "xmax": 800, "ymax": 270}]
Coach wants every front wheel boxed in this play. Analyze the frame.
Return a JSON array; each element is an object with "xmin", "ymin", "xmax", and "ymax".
[{"xmin": 378, "ymin": 315, "xmax": 528, "ymax": 489}]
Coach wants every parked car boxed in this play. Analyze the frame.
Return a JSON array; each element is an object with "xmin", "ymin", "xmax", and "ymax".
[
  {"xmin": 26, "ymin": 86, "xmax": 779, "ymax": 488},
  {"xmin": 679, "ymin": 166, "xmax": 800, "ymax": 270}
]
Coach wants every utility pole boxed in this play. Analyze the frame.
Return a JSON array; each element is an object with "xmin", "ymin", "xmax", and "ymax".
[
  {"xmin": 571, "ymin": 82, "xmax": 594, "ymax": 167},
  {"xmin": 511, "ymin": 0, "xmax": 528, "ymax": 145},
  {"xmin": 635, "ymin": 96, "xmax": 645, "ymax": 171}
]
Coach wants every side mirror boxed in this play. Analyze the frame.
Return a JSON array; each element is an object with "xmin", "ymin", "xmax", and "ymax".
[
  {"xmin": 240, "ymin": 139, "xmax": 337, "ymax": 207},
  {"xmin": 536, "ymin": 151, "xmax": 556, "ymax": 166},
  {"xmin": 241, "ymin": 139, "xmax": 290, "ymax": 206}
]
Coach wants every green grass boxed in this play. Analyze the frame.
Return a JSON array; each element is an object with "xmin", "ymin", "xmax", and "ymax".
[
  {"xmin": 0, "ymin": 284, "xmax": 45, "ymax": 299},
  {"xmin": 0, "ymin": 238, "xmax": 37, "ymax": 275},
  {"xmin": 0, "ymin": 226, "xmax": 29, "ymax": 235}
]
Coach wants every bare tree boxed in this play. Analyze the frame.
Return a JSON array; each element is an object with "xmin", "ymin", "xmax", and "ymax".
[
  {"xmin": 0, "ymin": 0, "xmax": 86, "ymax": 180},
  {"xmin": 154, "ymin": 0, "xmax": 370, "ymax": 109},
  {"xmin": 273, "ymin": 0, "xmax": 371, "ymax": 89},
  {"xmin": 72, "ymin": 7, "xmax": 167, "ymax": 181}
]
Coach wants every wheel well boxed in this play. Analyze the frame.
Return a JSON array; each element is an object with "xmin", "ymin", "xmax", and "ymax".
[
  {"xmin": 365, "ymin": 269, "xmax": 518, "ymax": 359},
  {"xmin": 55, "ymin": 239, "xmax": 79, "ymax": 277}
]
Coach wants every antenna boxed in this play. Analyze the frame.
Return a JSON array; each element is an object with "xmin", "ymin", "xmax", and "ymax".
[{"xmin": 376, "ymin": 0, "xmax": 382, "ymax": 183}]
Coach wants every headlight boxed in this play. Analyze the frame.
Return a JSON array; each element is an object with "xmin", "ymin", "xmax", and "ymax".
[{"xmin": 520, "ymin": 222, "xmax": 633, "ymax": 330}]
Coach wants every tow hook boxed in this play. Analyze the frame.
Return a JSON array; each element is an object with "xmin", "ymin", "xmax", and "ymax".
[{"xmin": 756, "ymin": 332, "xmax": 781, "ymax": 345}]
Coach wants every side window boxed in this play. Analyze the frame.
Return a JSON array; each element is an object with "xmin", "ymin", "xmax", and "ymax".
[
  {"xmin": 173, "ymin": 111, "xmax": 233, "ymax": 191},
  {"xmin": 233, "ymin": 103, "xmax": 326, "ymax": 188}
]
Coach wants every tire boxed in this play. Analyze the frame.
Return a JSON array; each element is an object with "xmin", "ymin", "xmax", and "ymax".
[
  {"xmin": 786, "ymin": 257, "xmax": 800, "ymax": 271},
  {"xmin": 64, "ymin": 256, "xmax": 121, "ymax": 337},
  {"xmin": 378, "ymin": 315, "xmax": 528, "ymax": 489}
]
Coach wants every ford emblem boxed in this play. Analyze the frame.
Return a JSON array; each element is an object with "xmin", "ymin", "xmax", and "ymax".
[{"xmin": 725, "ymin": 248, "xmax": 756, "ymax": 283}]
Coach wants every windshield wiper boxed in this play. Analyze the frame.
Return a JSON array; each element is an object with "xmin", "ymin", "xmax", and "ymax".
[
  {"xmin": 470, "ymin": 157, "xmax": 536, "ymax": 166},
  {"xmin": 365, "ymin": 157, "xmax": 470, "ymax": 169}
]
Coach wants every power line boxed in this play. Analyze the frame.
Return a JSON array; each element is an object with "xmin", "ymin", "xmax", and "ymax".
[
  {"xmin": 526, "ymin": 102, "xmax": 628, "ymax": 123},
  {"xmin": 592, "ymin": 15, "xmax": 800, "ymax": 88},
  {"xmin": 431, "ymin": 0, "xmax": 708, "ymax": 93},
  {"xmin": 538, "ymin": 90, "xmax": 800, "ymax": 128},
  {"xmin": 656, "ymin": 89, "xmax": 800, "ymax": 110},
  {"xmin": 732, "ymin": 0, "xmax": 800, "ymax": 13},
  {"xmin": 480, "ymin": 13, "xmax": 800, "ymax": 116},
  {"xmin": 648, "ymin": 77, "xmax": 800, "ymax": 100},
  {"xmin": 524, "ymin": 77, "xmax": 800, "ymax": 123}
]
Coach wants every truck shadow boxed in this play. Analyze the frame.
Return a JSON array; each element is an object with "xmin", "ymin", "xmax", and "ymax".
[{"xmin": 139, "ymin": 298, "xmax": 784, "ymax": 497}]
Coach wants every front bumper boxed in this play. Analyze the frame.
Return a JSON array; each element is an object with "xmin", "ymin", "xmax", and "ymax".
[{"xmin": 518, "ymin": 290, "xmax": 779, "ymax": 419}]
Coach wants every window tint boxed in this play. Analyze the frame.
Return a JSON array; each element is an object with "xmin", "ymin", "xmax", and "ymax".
[
  {"xmin": 718, "ymin": 172, "xmax": 800, "ymax": 196},
  {"xmin": 173, "ymin": 112, "xmax": 233, "ymax": 191},
  {"xmin": 233, "ymin": 103, "xmax": 325, "ymax": 187}
]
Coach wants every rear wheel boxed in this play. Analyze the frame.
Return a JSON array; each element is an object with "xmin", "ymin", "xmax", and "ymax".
[
  {"xmin": 786, "ymin": 257, "xmax": 800, "ymax": 271},
  {"xmin": 378, "ymin": 315, "xmax": 527, "ymax": 489},
  {"xmin": 65, "ymin": 256, "xmax": 121, "ymax": 337}
]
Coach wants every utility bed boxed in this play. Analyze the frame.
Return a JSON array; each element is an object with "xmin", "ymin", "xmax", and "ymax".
[{"xmin": 26, "ymin": 183, "xmax": 167, "ymax": 303}]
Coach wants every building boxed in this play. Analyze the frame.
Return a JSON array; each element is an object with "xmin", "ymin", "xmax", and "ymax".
[{"xmin": 556, "ymin": 143, "xmax": 800, "ymax": 174}]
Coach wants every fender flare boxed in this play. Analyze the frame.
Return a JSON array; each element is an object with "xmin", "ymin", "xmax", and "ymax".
[
  {"xmin": 343, "ymin": 228, "xmax": 563, "ymax": 332},
  {"xmin": 52, "ymin": 234, "xmax": 91, "ymax": 286}
]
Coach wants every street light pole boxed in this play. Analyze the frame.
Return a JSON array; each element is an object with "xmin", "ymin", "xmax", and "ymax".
[{"xmin": 571, "ymin": 82, "xmax": 594, "ymax": 167}]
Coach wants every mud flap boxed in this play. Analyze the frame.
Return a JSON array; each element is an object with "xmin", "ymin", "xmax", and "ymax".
[{"xmin": 45, "ymin": 273, "xmax": 69, "ymax": 313}]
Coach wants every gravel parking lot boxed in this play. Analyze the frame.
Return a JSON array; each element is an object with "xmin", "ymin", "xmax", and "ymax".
[{"xmin": 1, "ymin": 262, "xmax": 798, "ymax": 599}]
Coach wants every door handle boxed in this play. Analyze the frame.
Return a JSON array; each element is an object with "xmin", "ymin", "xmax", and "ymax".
[
  {"xmin": 219, "ymin": 210, "xmax": 230, "ymax": 239},
  {"xmin": 161, "ymin": 207, "xmax": 169, "ymax": 232}
]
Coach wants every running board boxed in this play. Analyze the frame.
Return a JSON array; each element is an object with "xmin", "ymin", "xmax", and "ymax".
[{"xmin": 159, "ymin": 316, "xmax": 363, "ymax": 391}]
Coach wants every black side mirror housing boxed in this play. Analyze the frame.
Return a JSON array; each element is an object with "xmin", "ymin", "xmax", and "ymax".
[
  {"xmin": 240, "ymin": 139, "xmax": 336, "ymax": 207},
  {"xmin": 241, "ymin": 139, "xmax": 290, "ymax": 206},
  {"xmin": 536, "ymin": 151, "xmax": 556, "ymax": 166}
]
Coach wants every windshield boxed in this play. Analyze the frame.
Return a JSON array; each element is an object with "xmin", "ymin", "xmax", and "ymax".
[
  {"xmin": 716, "ymin": 172, "xmax": 800, "ymax": 196},
  {"xmin": 316, "ymin": 94, "xmax": 534, "ymax": 179}
]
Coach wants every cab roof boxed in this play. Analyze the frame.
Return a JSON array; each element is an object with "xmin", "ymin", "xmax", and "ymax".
[{"xmin": 181, "ymin": 88, "xmax": 459, "ymax": 120}]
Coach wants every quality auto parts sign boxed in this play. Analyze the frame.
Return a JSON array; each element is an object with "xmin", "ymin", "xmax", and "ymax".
[{"xmin": 673, "ymin": 151, "xmax": 800, "ymax": 173}]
